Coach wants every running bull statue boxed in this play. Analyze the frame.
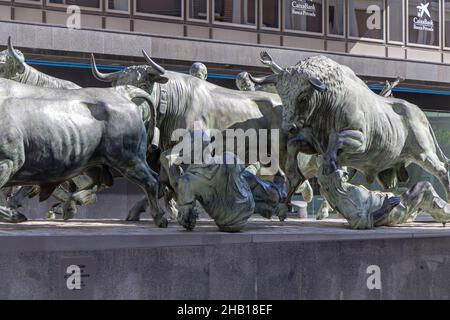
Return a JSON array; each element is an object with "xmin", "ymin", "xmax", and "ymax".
[
  {"xmin": 91, "ymin": 50, "xmax": 306, "ymax": 221},
  {"xmin": 241, "ymin": 66, "xmax": 406, "ymax": 219},
  {"xmin": 0, "ymin": 37, "xmax": 80, "ymax": 89},
  {"xmin": 0, "ymin": 78, "xmax": 167, "ymax": 227},
  {"xmin": 0, "ymin": 37, "xmax": 107, "ymax": 219},
  {"xmin": 252, "ymin": 52, "xmax": 450, "ymax": 199}
]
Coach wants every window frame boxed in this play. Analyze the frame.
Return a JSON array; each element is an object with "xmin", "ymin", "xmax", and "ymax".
[
  {"xmin": 259, "ymin": 0, "xmax": 282, "ymax": 31},
  {"xmin": 105, "ymin": 0, "xmax": 131, "ymax": 15},
  {"xmin": 282, "ymin": 0, "xmax": 326, "ymax": 36},
  {"xmin": 387, "ymin": 0, "xmax": 405, "ymax": 44},
  {"xmin": 326, "ymin": 0, "xmax": 346, "ymax": 38},
  {"xmin": 187, "ymin": 0, "xmax": 210, "ymax": 23},
  {"xmin": 347, "ymin": 0, "xmax": 386, "ymax": 43},
  {"xmin": 406, "ymin": 0, "xmax": 441, "ymax": 49},
  {"xmin": 133, "ymin": 0, "xmax": 184, "ymax": 21},
  {"xmin": 212, "ymin": 0, "xmax": 258, "ymax": 29},
  {"xmin": 46, "ymin": 0, "xmax": 103, "ymax": 12},
  {"xmin": 442, "ymin": 0, "xmax": 450, "ymax": 50},
  {"xmin": 14, "ymin": 0, "xmax": 43, "ymax": 6}
]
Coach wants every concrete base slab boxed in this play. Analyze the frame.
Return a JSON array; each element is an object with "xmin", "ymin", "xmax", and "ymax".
[{"xmin": 1, "ymin": 218, "xmax": 450, "ymax": 299}]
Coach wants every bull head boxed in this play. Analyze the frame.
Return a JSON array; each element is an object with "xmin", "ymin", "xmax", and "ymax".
[
  {"xmin": 0, "ymin": 37, "xmax": 26, "ymax": 78},
  {"xmin": 90, "ymin": 50, "xmax": 168, "ymax": 88},
  {"xmin": 256, "ymin": 52, "xmax": 328, "ymax": 134}
]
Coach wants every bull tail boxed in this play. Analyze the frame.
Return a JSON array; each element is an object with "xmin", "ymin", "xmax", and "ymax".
[
  {"xmin": 429, "ymin": 124, "xmax": 450, "ymax": 168},
  {"xmin": 124, "ymin": 86, "xmax": 159, "ymax": 148}
]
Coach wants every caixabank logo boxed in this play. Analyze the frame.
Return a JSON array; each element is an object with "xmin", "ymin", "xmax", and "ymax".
[
  {"xmin": 291, "ymin": 0, "xmax": 317, "ymax": 17},
  {"xmin": 413, "ymin": 2, "xmax": 434, "ymax": 32}
]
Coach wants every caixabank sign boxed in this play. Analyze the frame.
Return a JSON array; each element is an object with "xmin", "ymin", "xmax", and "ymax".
[
  {"xmin": 291, "ymin": 0, "xmax": 318, "ymax": 17},
  {"xmin": 413, "ymin": 2, "xmax": 435, "ymax": 32}
]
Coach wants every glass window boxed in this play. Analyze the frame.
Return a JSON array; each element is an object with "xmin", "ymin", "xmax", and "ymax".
[
  {"xmin": 284, "ymin": 0, "xmax": 324, "ymax": 34},
  {"xmin": 408, "ymin": 0, "xmax": 440, "ymax": 46},
  {"xmin": 48, "ymin": 0, "xmax": 100, "ymax": 7},
  {"xmin": 189, "ymin": 0, "xmax": 208, "ymax": 20},
  {"xmin": 262, "ymin": 0, "xmax": 280, "ymax": 29},
  {"xmin": 444, "ymin": 1, "xmax": 450, "ymax": 47},
  {"xmin": 388, "ymin": 0, "xmax": 403, "ymax": 42},
  {"xmin": 328, "ymin": 0, "xmax": 344, "ymax": 36},
  {"xmin": 136, "ymin": 0, "xmax": 182, "ymax": 17},
  {"xmin": 349, "ymin": 0, "xmax": 385, "ymax": 40},
  {"xmin": 214, "ymin": 0, "xmax": 256, "ymax": 25},
  {"xmin": 108, "ymin": 0, "xmax": 128, "ymax": 12}
]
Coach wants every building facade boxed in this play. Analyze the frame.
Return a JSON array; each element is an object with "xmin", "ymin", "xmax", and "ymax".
[{"xmin": 1, "ymin": 0, "xmax": 450, "ymax": 215}]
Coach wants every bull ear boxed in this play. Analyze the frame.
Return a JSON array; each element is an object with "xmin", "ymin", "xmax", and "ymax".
[
  {"xmin": 155, "ymin": 76, "xmax": 169, "ymax": 84},
  {"xmin": 309, "ymin": 77, "xmax": 327, "ymax": 92}
]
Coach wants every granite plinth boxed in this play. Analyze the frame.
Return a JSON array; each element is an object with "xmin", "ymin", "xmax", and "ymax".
[{"xmin": 1, "ymin": 218, "xmax": 449, "ymax": 300}]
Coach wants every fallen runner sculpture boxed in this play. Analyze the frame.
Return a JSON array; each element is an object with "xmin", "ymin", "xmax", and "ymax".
[
  {"xmin": 160, "ymin": 138, "xmax": 288, "ymax": 232},
  {"xmin": 317, "ymin": 133, "xmax": 450, "ymax": 229}
]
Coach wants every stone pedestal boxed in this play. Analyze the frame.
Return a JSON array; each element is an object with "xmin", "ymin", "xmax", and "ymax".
[{"xmin": 1, "ymin": 218, "xmax": 450, "ymax": 299}]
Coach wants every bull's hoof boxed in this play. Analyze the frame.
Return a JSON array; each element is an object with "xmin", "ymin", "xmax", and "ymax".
[
  {"xmin": 126, "ymin": 203, "xmax": 146, "ymax": 222},
  {"xmin": 125, "ymin": 210, "xmax": 142, "ymax": 222},
  {"xmin": 46, "ymin": 210, "xmax": 58, "ymax": 220},
  {"xmin": 0, "ymin": 208, "xmax": 28, "ymax": 223},
  {"xmin": 316, "ymin": 210, "xmax": 330, "ymax": 221},
  {"xmin": 155, "ymin": 216, "xmax": 169, "ymax": 228},
  {"xmin": 10, "ymin": 212, "xmax": 27, "ymax": 223},
  {"xmin": 63, "ymin": 201, "xmax": 77, "ymax": 221},
  {"xmin": 183, "ymin": 224, "xmax": 195, "ymax": 231},
  {"xmin": 126, "ymin": 216, "xmax": 140, "ymax": 222},
  {"xmin": 278, "ymin": 208, "xmax": 288, "ymax": 222},
  {"xmin": 179, "ymin": 218, "xmax": 196, "ymax": 231}
]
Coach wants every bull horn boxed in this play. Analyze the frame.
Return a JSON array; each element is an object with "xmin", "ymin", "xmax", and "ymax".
[
  {"xmin": 260, "ymin": 51, "xmax": 283, "ymax": 74},
  {"xmin": 309, "ymin": 77, "xmax": 327, "ymax": 92},
  {"xmin": 142, "ymin": 50, "xmax": 166, "ymax": 75},
  {"xmin": 90, "ymin": 53, "xmax": 123, "ymax": 82},
  {"xmin": 248, "ymin": 74, "xmax": 278, "ymax": 85},
  {"xmin": 7, "ymin": 36, "xmax": 25, "ymax": 64}
]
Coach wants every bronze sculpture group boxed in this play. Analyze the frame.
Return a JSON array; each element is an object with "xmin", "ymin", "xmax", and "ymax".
[{"xmin": 1, "ymin": 36, "xmax": 449, "ymax": 232}]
